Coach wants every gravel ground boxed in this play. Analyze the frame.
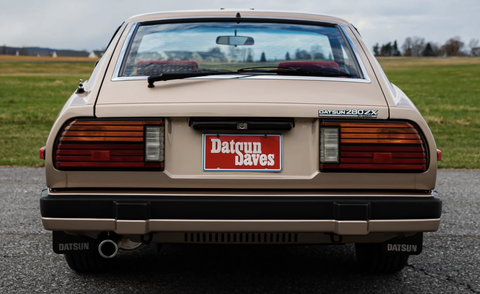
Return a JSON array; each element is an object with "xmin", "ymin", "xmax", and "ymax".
[{"xmin": 0, "ymin": 168, "xmax": 479, "ymax": 294}]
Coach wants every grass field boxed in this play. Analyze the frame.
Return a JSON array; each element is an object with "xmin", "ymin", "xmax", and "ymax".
[
  {"xmin": 0, "ymin": 56, "xmax": 479, "ymax": 168},
  {"xmin": 379, "ymin": 57, "xmax": 480, "ymax": 169},
  {"xmin": 0, "ymin": 57, "xmax": 96, "ymax": 166}
]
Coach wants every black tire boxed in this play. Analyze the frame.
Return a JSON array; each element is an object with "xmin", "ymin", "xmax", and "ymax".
[
  {"xmin": 64, "ymin": 250, "xmax": 111, "ymax": 273},
  {"xmin": 355, "ymin": 243, "xmax": 409, "ymax": 274}
]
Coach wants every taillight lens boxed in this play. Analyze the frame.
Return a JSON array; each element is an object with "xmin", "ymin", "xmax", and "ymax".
[
  {"xmin": 54, "ymin": 119, "xmax": 164, "ymax": 170},
  {"xmin": 320, "ymin": 120, "xmax": 428, "ymax": 172},
  {"xmin": 320, "ymin": 127, "xmax": 339, "ymax": 163},
  {"xmin": 39, "ymin": 146, "xmax": 46, "ymax": 160},
  {"xmin": 145, "ymin": 126, "xmax": 165, "ymax": 162}
]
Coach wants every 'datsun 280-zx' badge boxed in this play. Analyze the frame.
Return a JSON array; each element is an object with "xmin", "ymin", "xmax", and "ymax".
[{"xmin": 318, "ymin": 109, "xmax": 378, "ymax": 118}]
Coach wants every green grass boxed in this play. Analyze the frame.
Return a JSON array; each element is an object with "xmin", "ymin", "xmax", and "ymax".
[
  {"xmin": 0, "ymin": 61, "xmax": 96, "ymax": 75},
  {"xmin": 0, "ymin": 64, "xmax": 94, "ymax": 166},
  {"xmin": 380, "ymin": 58, "xmax": 480, "ymax": 169},
  {"xmin": 0, "ymin": 58, "xmax": 479, "ymax": 168}
]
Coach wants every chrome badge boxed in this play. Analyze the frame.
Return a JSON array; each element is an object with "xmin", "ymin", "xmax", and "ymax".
[{"xmin": 318, "ymin": 109, "xmax": 378, "ymax": 118}]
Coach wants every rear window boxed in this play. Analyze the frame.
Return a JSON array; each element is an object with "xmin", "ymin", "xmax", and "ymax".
[{"xmin": 119, "ymin": 21, "xmax": 363, "ymax": 79}]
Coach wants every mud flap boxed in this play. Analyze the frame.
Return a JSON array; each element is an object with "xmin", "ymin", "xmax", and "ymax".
[
  {"xmin": 53, "ymin": 231, "xmax": 96, "ymax": 254},
  {"xmin": 382, "ymin": 233, "xmax": 423, "ymax": 255}
]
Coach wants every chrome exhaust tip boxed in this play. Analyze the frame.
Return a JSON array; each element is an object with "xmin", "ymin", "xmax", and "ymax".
[{"xmin": 98, "ymin": 239, "xmax": 119, "ymax": 259}]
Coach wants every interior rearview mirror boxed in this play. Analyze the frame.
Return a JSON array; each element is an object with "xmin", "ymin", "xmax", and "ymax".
[{"xmin": 216, "ymin": 36, "xmax": 255, "ymax": 46}]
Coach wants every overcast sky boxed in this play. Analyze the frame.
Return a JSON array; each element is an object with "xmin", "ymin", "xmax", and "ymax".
[{"xmin": 1, "ymin": 0, "xmax": 479, "ymax": 52}]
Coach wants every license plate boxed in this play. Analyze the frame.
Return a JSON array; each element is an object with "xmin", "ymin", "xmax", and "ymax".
[{"xmin": 203, "ymin": 134, "xmax": 282, "ymax": 172}]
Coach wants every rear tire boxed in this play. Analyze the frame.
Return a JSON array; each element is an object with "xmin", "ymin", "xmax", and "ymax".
[
  {"xmin": 64, "ymin": 250, "xmax": 111, "ymax": 273},
  {"xmin": 355, "ymin": 243, "xmax": 409, "ymax": 274}
]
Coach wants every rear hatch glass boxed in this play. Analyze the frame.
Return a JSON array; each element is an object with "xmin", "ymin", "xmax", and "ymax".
[{"xmin": 118, "ymin": 21, "xmax": 364, "ymax": 79}]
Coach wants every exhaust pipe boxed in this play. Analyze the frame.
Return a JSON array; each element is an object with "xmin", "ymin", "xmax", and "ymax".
[{"xmin": 98, "ymin": 239, "xmax": 119, "ymax": 259}]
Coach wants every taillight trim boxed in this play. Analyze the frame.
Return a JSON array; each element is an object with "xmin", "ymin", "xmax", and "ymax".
[
  {"xmin": 320, "ymin": 119, "xmax": 430, "ymax": 173},
  {"xmin": 53, "ymin": 117, "xmax": 165, "ymax": 171}
]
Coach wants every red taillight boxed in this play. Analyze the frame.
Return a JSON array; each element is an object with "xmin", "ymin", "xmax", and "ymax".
[
  {"xmin": 437, "ymin": 149, "xmax": 442, "ymax": 161},
  {"xmin": 54, "ymin": 119, "xmax": 164, "ymax": 170},
  {"xmin": 39, "ymin": 146, "xmax": 46, "ymax": 160},
  {"xmin": 320, "ymin": 120, "xmax": 428, "ymax": 172}
]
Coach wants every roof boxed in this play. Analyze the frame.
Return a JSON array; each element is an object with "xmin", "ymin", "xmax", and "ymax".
[{"xmin": 126, "ymin": 9, "xmax": 349, "ymax": 25}]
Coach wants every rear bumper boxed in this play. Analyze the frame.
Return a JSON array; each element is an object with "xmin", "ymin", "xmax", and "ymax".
[{"xmin": 40, "ymin": 188, "xmax": 441, "ymax": 235}]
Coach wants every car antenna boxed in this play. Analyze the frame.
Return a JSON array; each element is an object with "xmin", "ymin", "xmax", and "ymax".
[{"xmin": 75, "ymin": 79, "xmax": 85, "ymax": 94}]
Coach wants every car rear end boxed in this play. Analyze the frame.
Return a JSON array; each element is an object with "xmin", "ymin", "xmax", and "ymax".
[{"xmin": 40, "ymin": 10, "xmax": 441, "ymax": 273}]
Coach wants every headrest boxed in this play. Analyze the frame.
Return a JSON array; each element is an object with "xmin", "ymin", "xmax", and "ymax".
[
  {"xmin": 136, "ymin": 60, "xmax": 201, "ymax": 76},
  {"xmin": 278, "ymin": 61, "xmax": 339, "ymax": 75}
]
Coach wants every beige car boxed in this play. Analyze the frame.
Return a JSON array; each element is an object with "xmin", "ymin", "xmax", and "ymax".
[{"xmin": 40, "ymin": 9, "xmax": 442, "ymax": 273}]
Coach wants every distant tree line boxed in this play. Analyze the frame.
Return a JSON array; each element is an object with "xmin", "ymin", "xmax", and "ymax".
[
  {"xmin": 0, "ymin": 45, "xmax": 104, "ymax": 57},
  {"xmin": 373, "ymin": 41, "xmax": 401, "ymax": 57},
  {"xmin": 373, "ymin": 37, "xmax": 480, "ymax": 57},
  {"xmin": 259, "ymin": 46, "xmax": 334, "ymax": 63}
]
